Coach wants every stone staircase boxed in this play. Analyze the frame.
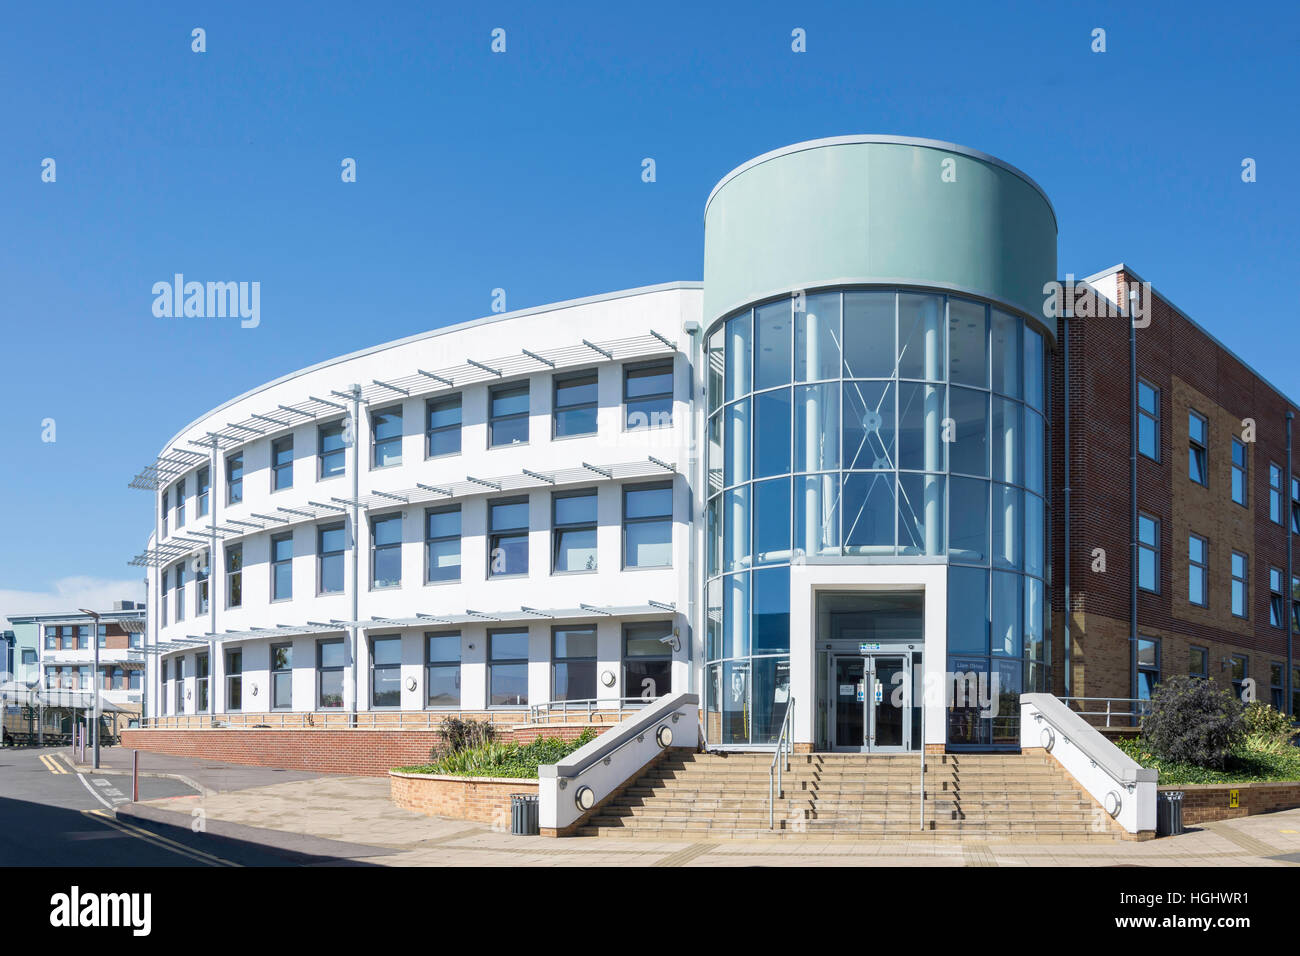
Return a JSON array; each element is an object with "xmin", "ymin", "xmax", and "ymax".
[{"xmin": 580, "ymin": 751, "xmax": 1120, "ymax": 841}]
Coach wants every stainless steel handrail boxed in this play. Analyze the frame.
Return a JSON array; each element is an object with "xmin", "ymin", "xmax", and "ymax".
[
  {"xmin": 526, "ymin": 697, "xmax": 655, "ymax": 724},
  {"xmin": 768, "ymin": 697, "xmax": 795, "ymax": 830},
  {"xmin": 1061, "ymin": 696, "xmax": 1150, "ymax": 728}
]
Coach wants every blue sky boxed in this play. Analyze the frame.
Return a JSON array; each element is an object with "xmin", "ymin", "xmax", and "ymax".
[{"xmin": 1, "ymin": 0, "xmax": 1297, "ymax": 619}]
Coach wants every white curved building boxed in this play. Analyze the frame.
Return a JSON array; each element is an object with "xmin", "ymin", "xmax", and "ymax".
[{"xmin": 136, "ymin": 282, "xmax": 700, "ymax": 723}]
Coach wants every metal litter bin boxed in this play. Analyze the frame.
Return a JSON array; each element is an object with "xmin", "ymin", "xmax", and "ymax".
[
  {"xmin": 511, "ymin": 793, "xmax": 539, "ymax": 836},
  {"xmin": 1156, "ymin": 790, "xmax": 1184, "ymax": 836}
]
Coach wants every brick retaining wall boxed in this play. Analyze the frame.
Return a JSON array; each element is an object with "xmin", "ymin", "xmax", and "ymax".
[
  {"xmin": 121, "ymin": 723, "xmax": 606, "ymax": 776},
  {"xmin": 389, "ymin": 772, "xmax": 535, "ymax": 827},
  {"xmin": 1162, "ymin": 781, "xmax": 1300, "ymax": 825}
]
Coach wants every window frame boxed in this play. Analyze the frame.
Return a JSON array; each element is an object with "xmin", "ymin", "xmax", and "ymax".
[
  {"xmin": 197, "ymin": 466, "xmax": 210, "ymax": 517},
  {"xmin": 425, "ymin": 393, "xmax": 462, "ymax": 459},
  {"xmin": 272, "ymin": 436, "xmax": 294, "ymax": 492},
  {"xmin": 1137, "ymin": 512, "xmax": 1160, "ymax": 594},
  {"xmin": 226, "ymin": 452, "xmax": 244, "ymax": 505},
  {"xmin": 488, "ymin": 381, "xmax": 530, "ymax": 448},
  {"xmin": 487, "ymin": 628, "xmax": 530, "ymax": 708},
  {"xmin": 370, "ymin": 404, "xmax": 404, "ymax": 469},
  {"xmin": 317, "ymin": 522, "xmax": 347, "ymax": 595},
  {"xmin": 1188, "ymin": 410, "xmax": 1208, "ymax": 487},
  {"xmin": 623, "ymin": 359, "xmax": 674, "ymax": 431},
  {"xmin": 425, "ymin": 631, "xmax": 462, "ymax": 708},
  {"xmin": 552, "ymin": 369, "xmax": 599, "ymax": 440},
  {"xmin": 1230, "ymin": 437, "xmax": 1248, "ymax": 507},
  {"xmin": 1188, "ymin": 533, "xmax": 1208, "ymax": 607},
  {"xmin": 225, "ymin": 649, "xmax": 243, "ymax": 712},
  {"xmin": 1269, "ymin": 463, "xmax": 1283, "ymax": 524},
  {"xmin": 225, "ymin": 543, "xmax": 243, "ymax": 609},
  {"xmin": 317, "ymin": 638, "xmax": 345, "ymax": 709},
  {"xmin": 318, "ymin": 419, "xmax": 347, "ymax": 480},
  {"xmin": 424, "ymin": 504, "xmax": 462, "ymax": 584},
  {"xmin": 1230, "ymin": 550, "xmax": 1249, "ymax": 619},
  {"xmin": 370, "ymin": 512, "xmax": 403, "ymax": 590},
  {"xmin": 488, "ymin": 496, "xmax": 530, "ymax": 578},
  {"xmin": 270, "ymin": 642, "xmax": 293, "ymax": 710},
  {"xmin": 551, "ymin": 624, "xmax": 598, "ymax": 702},
  {"xmin": 1136, "ymin": 379, "xmax": 1160, "ymax": 462},
  {"xmin": 1269, "ymin": 566, "xmax": 1286, "ymax": 629},
  {"xmin": 1189, "ymin": 645, "xmax": 1209, "ymax": 679},
  {"xmin": 369, "ymin": 635, "xmax": 402, "ymax": 709},
  {"xmin": 1229, "ymin": 654, "xmax": 1248, "ymax": 699},
  {"xmin": 622, "ymin": 480, "xmax": 674, "ymax": 570},
  {"xmin": 622, "ymin": 621, "xmax": 673, "ymax": 700},
  {"xmin": 271, "ymin": 532, "xmax": 293, "ymax": 602},
  {"xmin": 551, "ymin": 487, "xmax": 598, "ymax": 574}
]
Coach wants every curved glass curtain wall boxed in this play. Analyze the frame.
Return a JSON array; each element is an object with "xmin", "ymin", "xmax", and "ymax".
[{"xmin": 703, "ymin": 288, "xmax": 1049, "ymax": 747}]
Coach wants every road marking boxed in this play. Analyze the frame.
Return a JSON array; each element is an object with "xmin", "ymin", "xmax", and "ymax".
[
  {"xmin": 82, "ymin": 810, "xmax": 240, "ymax": 867},
  {"xmin": 75, "ymin": 772, "xmax": 117, "ymax": 810},
  {"xmin": 92, "ymin": 778, "xmax": 111, "ymax": 787},
  {"xmin": 38, "ymin": 754, "xmax": 67, "ymax": 775}
]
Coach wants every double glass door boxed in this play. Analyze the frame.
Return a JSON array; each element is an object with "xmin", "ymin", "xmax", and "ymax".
[{"xmin": 832, "ymin": 653, "xmax": 911, "ymax": 752}]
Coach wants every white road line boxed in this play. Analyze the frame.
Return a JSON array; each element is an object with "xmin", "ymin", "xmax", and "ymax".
[{"xmin": 75, "ymin": 771, "xmax": 117, "ymax": 810}]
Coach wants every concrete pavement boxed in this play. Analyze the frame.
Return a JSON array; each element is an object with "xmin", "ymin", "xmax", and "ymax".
[{"xmin": 128, "ymin": 773, "xmax": 1300, "ymax": 867}]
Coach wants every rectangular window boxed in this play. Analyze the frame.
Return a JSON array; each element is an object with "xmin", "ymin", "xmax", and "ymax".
[
  {"xmin": 1188, "ymin": 411, "xmax": 1208, "ymax": 486},
  {"xmin": 195, "ymin": 652, "xmax": 209, "ymax": 711},
  {"xmin": 161, "ymin": 570, "xmax": 168, "ymax": 626},
  {"xmin": 1137, "ymin": 513, "xmax": 1159, "ymax": 593},
  {"xmin": 426, "ymin": 632, "xmax": 461, "ymax": 707},
  {"xmin": 44, "ymin": 626, "xmax": 56, "ymax": 650},
  {"xmin": 489, "ymin": 629, "xmax": 529, "ymax": 706},
  {"xmin": 174, "ymin": 479, "xmax": 185, "ymax": 527},
  {"xmin": 1294, "ymin": 575, "xmax": 1300, "ymax": 632},
  {"xmin": 197, "ymin": 467, "xmax": 210, "ymax": 517},
  {"xmin": 625, "ymin": 360, "xmax": 674, "ymax": 430},
  {"xmin": 1231, "ymin": 551, "xmax": 1248, "ymax": 618},
  {"xmin": 225, "ymin": 544, "xmax": 243, "ymax": 608},
  {"xmin": 161, "ymin": 661, "xmax": 168, "ymax": 713},
  {"xmin": 623, "ymin": 481, "xmax": 673, "ymax": 569},
  {"xmin": 1137, "ymin": 637, "xmax": 1160, "ymax": 703},
  {"xmin": 226, "ymin": 452, "xmax": 243, "ymax": 505},
  {"xmin": 371, "ymin": 514, "xmax": 402, "ymax": 588},
  {"xmin": 272, "ymin": 436, "xmax": 294, "ymax": 491},
  {"xmin": 271, "ymin": 533, "xmax": 293, "ymax": 601},
  {"xmin": 552, "ymin": 625, "xmax": 597, "ymax": 701},
  {"xmin": 553, "ymin": 370, "xmax": 599, "ymax": 438},
  {"xmin": 370, "ymin": 636, "xmax": 402, "ymax": 708},
  {"xmin": 552, "ymin": 488, "xmax": 597, "ymax": 573},
  {"xmin": 489, "ymin": 497, "xmax": 529, "ymax": 576},
  {"xmin": 129, "ymin": 667, "xmax": 141, "ymax": 690},
  {"xmin": 173, "ymin": 658, "xmax": 184, "ymax": 713},
  {"xmin": 317, "ymin": 639, "xmax": 345, "ymax": 708},
  {"xmin": 1188, "ymin": 533, "xmax": 1208, "ymax": 607},
  {"xmin": 174, "ymin": 563, "xmax": 186, "ymax": 622},
  {"xmin": 426, "ymin": 394, "xmax": 462, "ymax": 458},
  {"xmin": 1231, "ymin": 438, "xmax": 1248, "ymax": 506},
  {"xmin": 371, "ymin": 406, "xmax": 403, "ymax": 468},
  {"xmin": 226, "ymin": 650, "xmax": 242, "ymax": 711},
  {"xmin": 75, "ymin": 625, "xmax": 87, "ymax": 651},
  {"xmin": 161, "ymin": 491, "xmax": 168, "ymax": 537},
  {"xmin": 129, "ymin": 627, "xmax": 141, "ymax": 650},
  {"xmin": 1293, "ymin": 476, "xmax": 1300, "ymax": 534},
  {"xmin": 271, "ymin": 643, "xmax": 292, "ymax": 709},
  {"xmin": 1269, "ymin": 463, "xmax": 1284, "ymax": 524},
  {"xmin": 318, "ymin": 523, "xmax": 346, "ymax": 594},
  {"xmin": 1230, "ymin": 654, "xmax": 1248, "ymax": 699},
  {"xmin": 97, "ymin": 624, "xmax": 106, "ymax": 649},
  {"xmin": 1270, "ymin": 567, "xmax": 1285, "ymax": 628},
  {"xmin": 489, "ymin": 382, "xmax": 529, "ymax": 447},
  {"xmin": 1271, "ymin": 662, "xmax": 1285, "ymax": 711},
  {"xmin": 1137, "ymin": 380, "xmax": 1159, "ymax": 461},
  {"xmin": 624, "ymin": 622, "xmax": 673, "ymax": 699},
  {"xmin": 195, "ymin": 562, "xmax": 209, "ymax": 616},
  {"xmin": 319, "ymin": 420, "xmax": 347, "ymax": 479},
  {"xmin": 1190, "ymin": 646, "xmax": 1208, "ymax": 679},
  {"xmin": 425, "ymin": 505, "xmax": 461, "ymax": 583}
]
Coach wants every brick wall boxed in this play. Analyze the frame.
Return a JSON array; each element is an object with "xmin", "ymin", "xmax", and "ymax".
[
  {"xmin": 1164, "ymin": 781, "xmax": 1300, "ymax": 826},
  {"xmin": 390, "ymin": 772, "xmax": 534, "ymax": 827},
  {"xmin": 121, "ymin": 723, "xmax": 607, "ymax": 776}
]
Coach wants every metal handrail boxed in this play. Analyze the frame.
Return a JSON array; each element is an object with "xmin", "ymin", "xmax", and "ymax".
[
  {"xmin": 526, "ymin": 697, "xmax": 654, "ymax": 724},
  {"xmin": 919, "ymin": 680, "xmax": 926, "ymax": 832},
  {"xmin": 768, "ymin": 697, "xmax": 795, "ymax": 830},
  {"xmin": 1061, "ymin": 696, "xmax": 1150, "ymax": 728}
]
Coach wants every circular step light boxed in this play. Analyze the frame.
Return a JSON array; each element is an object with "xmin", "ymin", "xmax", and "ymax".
[{"xmin": 575, "ymin": 785, "xmax": 596, "ymax": 812}]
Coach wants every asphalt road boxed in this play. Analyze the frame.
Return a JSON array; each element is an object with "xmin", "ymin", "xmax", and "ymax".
[{"xmin": 0, "ymin": 746, "xmax": 375, "ymax": 866}]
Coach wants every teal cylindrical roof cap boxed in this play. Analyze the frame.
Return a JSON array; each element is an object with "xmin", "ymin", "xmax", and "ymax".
[{"xmin": 703, "ymin": 136, "xmax": 1058, "ymax": 342}]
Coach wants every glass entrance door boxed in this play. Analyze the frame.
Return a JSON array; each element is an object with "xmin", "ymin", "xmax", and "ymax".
[
  {"xmin": 833, "ymin": 657, "xmax": 866, "ymax": 750},
  {"xmin": 830, "ymin": 653, "xmax": 912, "ymax": 752}
]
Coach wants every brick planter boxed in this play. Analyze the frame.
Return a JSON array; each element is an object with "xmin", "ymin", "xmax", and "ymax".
[
  {"xmin": 1161, "ymin": 780, "xmax": 1300, "ymax": 825},
  {"xmin": 120, "ymin": 723, "xmax": 605, "ymax": 776},
  {"xmin": 390, "ymin": 771, "xmax": 537, "ymax": 827}
]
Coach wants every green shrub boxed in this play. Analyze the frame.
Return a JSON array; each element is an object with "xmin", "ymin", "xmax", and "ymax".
[
  {"xmin": 1141, "ymin": 675, "xmax": 1243, "ymax": 769},
  {"xmin": 430, "ymin": 716, "xmax": 497, "ymax": 762},
  {"xmin": 400, "ymin": 726, "xmax": 597, "ymax": 779},
  {"xmin": 1241, "ymin": 701, "xmax": 1299, "ymax": 755}
]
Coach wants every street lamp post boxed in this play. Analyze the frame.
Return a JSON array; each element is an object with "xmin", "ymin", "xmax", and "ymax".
[{"xmin": 79, "ymin": 609, "xmax": 101, "ymax": 770}]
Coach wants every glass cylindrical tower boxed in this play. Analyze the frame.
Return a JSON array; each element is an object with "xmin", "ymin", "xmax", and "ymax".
[{"xmin": 700, "ymin": 136, "xmax": 1057, "ymax": 750}]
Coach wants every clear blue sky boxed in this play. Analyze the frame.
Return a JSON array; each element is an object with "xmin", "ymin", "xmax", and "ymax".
[{"xmin": 1, "ymin": 0, "xmax": 1297, "ymax": 615}]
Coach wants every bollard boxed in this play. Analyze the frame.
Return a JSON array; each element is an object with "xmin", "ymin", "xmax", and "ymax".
[{"xmin": 132, "ymin": 750, "xmax": 139, "ymax": 802}]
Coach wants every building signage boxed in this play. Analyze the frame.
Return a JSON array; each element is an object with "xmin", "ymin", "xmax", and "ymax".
[{"xmin": 859, "ymin": 642, "xmax": 880, "ymax": 653}]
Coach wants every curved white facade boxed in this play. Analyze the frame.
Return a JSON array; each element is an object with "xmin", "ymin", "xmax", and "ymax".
[{"xmin": 142, "ymin": 283, "xmax": 702, "ymax": 721}]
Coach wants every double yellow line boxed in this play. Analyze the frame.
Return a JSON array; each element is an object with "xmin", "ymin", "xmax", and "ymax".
[
  {"xmin": 38, "ymin": 753, "xmax": 68, "ymax": 774},
  {"xmin": 83, "ymin": 809, "xmax": 240, "ymax": 867}
]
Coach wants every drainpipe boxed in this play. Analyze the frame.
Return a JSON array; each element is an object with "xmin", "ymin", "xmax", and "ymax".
[
  {"xmin": 1287, "ymin": 411, "xmax": 1294, "ymax": 716},
  {"xmin": 1062, "ymin": 311, "xmax": 1071, "ymax": 699},
  {"xmin": 685, "ymin": 324, "xmax": 701, "ymax": 696},
  {"xmin": 1128, "ymin": 286, "xmax": 1139, "ymax": 703},
  {"xmin": 350, "ymin": 384, "xmax": 362, "ymax": 726},
  {"xmin": 209, "ymin": 438, "xmax": 218, "ymax": 723}
]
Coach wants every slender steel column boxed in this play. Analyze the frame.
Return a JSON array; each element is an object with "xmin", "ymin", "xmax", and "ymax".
[
  {"xmin": 209, "ymin": 438, "xmax": 218, "ymax": 722},
  {"xmin": 350, "ymin": 384, "xmax": 361, "ymax": 725},
  {"xmin": 1128, "ymin": 286, "xmax": 1139, "ymax": 703},
  {"xmin": 1062, "ymin": 312, "xmax": 1071, "ymax": 698},
  {"xmin": 1287, "ymin": 410, "xmax": 1294, "ymax": 715}
]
